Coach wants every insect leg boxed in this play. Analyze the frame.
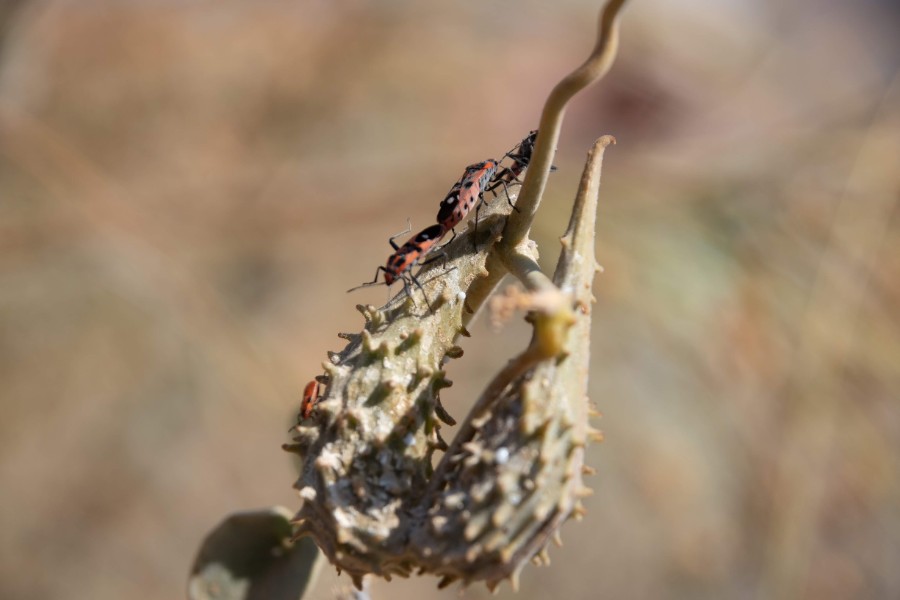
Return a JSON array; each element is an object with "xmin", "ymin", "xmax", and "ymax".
[
  {"xmin": 347, "ymin": 266, "xmax": 388, "ymax": 292},
  {"xmin": 388, "ymin": 218, "xmax": 413, "ymax": 251},
  {"xmin": 408, "ymin": 272, "xmax": 435, "ymax": 314}
]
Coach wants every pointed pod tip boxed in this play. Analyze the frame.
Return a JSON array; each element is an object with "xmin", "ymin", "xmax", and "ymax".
[
  {"xmin": 587, "ymin": 427, "xmax": 605, "ymax": 443},
  {"xmin": 572, "ymin": 502, "xmax": 587, "ymax": 520},
  {"xmin": 509, "ymin": 570, "xmax": 521, "ymax": 592},
  {"xmin": 552, "ymin": 530, "xmax": 564, "ymax": 547},
  {"xmin": 577, "ymin": 486, "xmax": 595, "ymax": 498},
  {"xmin": 351, "ymin": 574, "xmax": 364, "ymax": 590},
  {"xmin": 445, "ymin": 345, "xmax": 464, "ymax": 359}
]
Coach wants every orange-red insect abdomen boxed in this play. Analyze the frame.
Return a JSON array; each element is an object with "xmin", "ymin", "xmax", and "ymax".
[{"xmin": 301, "ymin": 380, "xmax": 320, "ymax": 420}]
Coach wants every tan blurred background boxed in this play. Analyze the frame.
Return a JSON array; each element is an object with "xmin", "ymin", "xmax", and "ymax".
[{"xmin": 1, "ymin": 0, "xmax": 898, "ymax": 598}]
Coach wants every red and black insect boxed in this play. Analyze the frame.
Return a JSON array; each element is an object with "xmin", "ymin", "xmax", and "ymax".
[
  {"xmin": 486, "ymin": 130, "xmax": 539, "ymax": 194},
  {"xmin": 300, "ymin": 380, "xmax": 320, "ymax": 420},
  {"xmin": 348, "ymin": 222, "xmax": 447, "ymax": 308},
  {"xmin": 436, "ymin": 159, "xmax": 498, "ymax": 244},
  {"xmin": 290, "ymin": 379, "xmax": 321, "ymax": 430},
  {"xmin": 436, "ymin": 181, "xmax": 462, "ymax": 234}
]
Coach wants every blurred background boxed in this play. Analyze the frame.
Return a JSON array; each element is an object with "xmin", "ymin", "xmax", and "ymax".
[{"xmin": 1, "ymin": 0, "xmax": 898, "ymax": 598}]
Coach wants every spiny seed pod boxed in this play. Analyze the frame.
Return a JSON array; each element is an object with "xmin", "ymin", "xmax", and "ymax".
[
  {"xmin": 401, "ymin": 138, "xmax": 614, "ymax": 588},
  {"xmin": 288, "ymin": 200, "xmax": 512, "ymax": 580}
]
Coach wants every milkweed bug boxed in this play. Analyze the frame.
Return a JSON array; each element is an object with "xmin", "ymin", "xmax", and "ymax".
[
  {"xmin": 348, "ymin": 221, "xmax": 447, "ymax": 310},
  {"xmin": 436, "ymin": 180, "xmax": 463, "ymax": 236},
  {"xmin": 290, "ymin": 379, "xmax": 320, "ymax": 430},
  {"xmin": 486, "ymin": 130, "xmax": 538, "ymax": 194},
  {"xmin": 436, "ymin": 159, "xmax": 498, "ymax": 246},
  {"xmin": 485, "ymin": 129, "xmax": 556, "ymax": 196},
  {"xmin": 300, "ymin": 380, "xmax": 320, "ymax": 420}
]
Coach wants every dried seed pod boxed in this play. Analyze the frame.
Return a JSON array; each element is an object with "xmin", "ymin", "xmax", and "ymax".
[{"xmin": 289, "ymin": 203, "xmax": 511, "ymax": 582}]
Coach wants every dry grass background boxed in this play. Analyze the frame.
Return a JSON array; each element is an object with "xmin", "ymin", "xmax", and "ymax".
[{"xmin": 1, "ymin": 1, "xmax": 899, "ymax": 598}]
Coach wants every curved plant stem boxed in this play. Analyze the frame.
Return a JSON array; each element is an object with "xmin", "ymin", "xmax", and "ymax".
[
  {"xmin": 501, "ymin": 0, "xmax": 627, "ymax": 252},
  {"xmin": 460, "ymin": 0, "xmax": 628, "ymax": 324}
]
